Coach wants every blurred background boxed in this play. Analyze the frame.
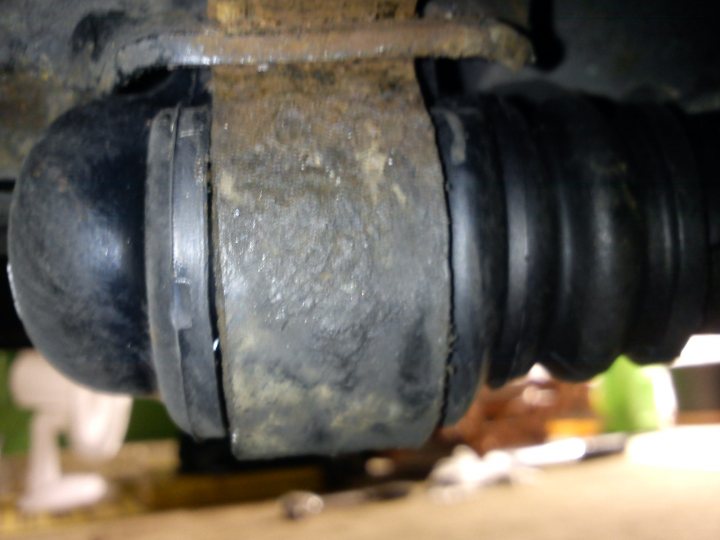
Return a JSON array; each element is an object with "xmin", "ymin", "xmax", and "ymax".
[{"xmin": 2, "ymin": 342, "xmax": 720, "ymax": 538}]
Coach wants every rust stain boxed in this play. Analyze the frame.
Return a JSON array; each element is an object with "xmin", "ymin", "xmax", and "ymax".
[
  {"xmin": 202, "ymin": 0, "xmax": 531, "ymax": 70},
  {"xmin": 188, "ymin": 18, "xmax": 531, "ymax": 70},
  {"xmin": 210, "ymin": 0, "xmax": 417, "ymax": 30},
  {"xmin": 0, "ymin": 72, "xmax": 79, "ymax": 178}
]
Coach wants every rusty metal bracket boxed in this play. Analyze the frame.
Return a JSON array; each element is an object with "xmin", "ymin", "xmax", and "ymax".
[{"xmin": 96, "ymin": 17, "xmax": 532, "ymax": 91}]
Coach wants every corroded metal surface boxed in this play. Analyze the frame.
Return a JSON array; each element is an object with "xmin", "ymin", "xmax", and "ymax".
[
  {"xmin": 211, "ymin": 62, "xmax": 451, "ymax": 457},
  {"xmin": 100, "ymin": 17, "xmax": 532, "ymax": 90},
  {"xmin": 0, "ymin": 73, "xmax": 80, "ymax": 179},
  {"xmin": 209, "ymin": 0, "xmax": 417, "ymax": 29},
  {"xmin": 1, "ymin": 0, "xmax": 531, "ymax": 94}
]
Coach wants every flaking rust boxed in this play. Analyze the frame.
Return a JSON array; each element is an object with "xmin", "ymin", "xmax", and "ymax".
[
  {"xmin": 182, "ymin": 18, "xmax": 530, "ymax": 70},
  {"xmin": 99, "ymin": 0, "xmax": 532, "ymax": 90},
  {"xmin": 209, "ymin": 0, "xmax": 417, "ymax": 30},
  {"xmin": 198, "ymin": 0, "xmax": 531, "ymax": 70}
]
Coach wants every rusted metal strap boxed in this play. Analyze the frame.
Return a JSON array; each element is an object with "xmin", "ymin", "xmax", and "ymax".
[{"xmin": 100, "ymin": 17, "xmax": 531, "ymax": 90}]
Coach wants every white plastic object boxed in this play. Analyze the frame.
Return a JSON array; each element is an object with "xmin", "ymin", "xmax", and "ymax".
[
  {"xmin": 9, "ymin": 349, "xmax": 132, "ymax": 514},
  {"xmin": 428, "ymin": 445, "xmax": 534, "ymax": 504}
]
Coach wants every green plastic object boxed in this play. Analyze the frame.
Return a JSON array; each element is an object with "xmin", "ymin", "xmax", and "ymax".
[{"xmin": 592, "ymin": 355, "xmax": 675, "ymax": 433}]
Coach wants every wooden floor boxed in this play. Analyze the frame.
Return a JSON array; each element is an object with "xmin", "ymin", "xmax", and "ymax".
[{"xmin": 4, "ymin": 428, "xmax": 720, "ymax": 539}]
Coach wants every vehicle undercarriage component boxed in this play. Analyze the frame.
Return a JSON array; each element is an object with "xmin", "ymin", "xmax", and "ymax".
[
  {"xmin": 434, "ymin": 96, "xmax": 719, "ymax": 422},
  {"xmin": 9, "ymin": 85, "xmax": 720, "ymax": 457},
  {"xmin": 5, "ymin": 1, "xmax": 720, "ymax": 458}
]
